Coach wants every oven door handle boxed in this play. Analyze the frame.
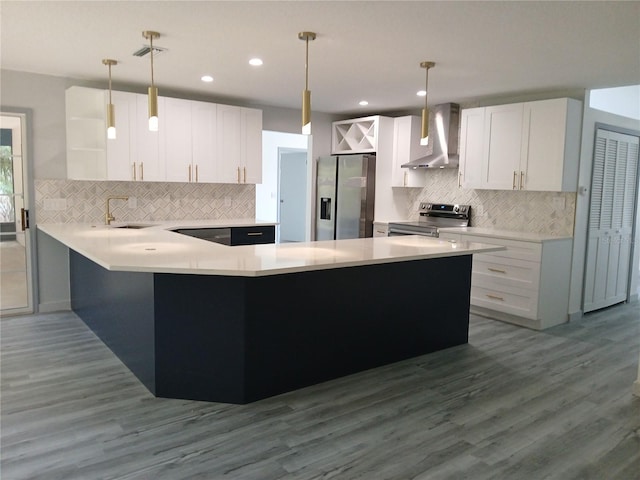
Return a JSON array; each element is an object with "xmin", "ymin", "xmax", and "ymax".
[{"xmin": 388, "ymin": 228, "xmax": 434, "ymax": 236}]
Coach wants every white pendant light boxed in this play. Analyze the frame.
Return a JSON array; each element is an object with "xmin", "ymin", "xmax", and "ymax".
[
  {"xmin": 102, "ymin": 59, "xmax": 117, "ymax": 139},
  {"xmin": 143, "ymin": 30, "xmax": 160, "ymax": 131},
  {"xmin": 420, "ymin": 61, "xmax": 435, "ymax": 146},
  {"xmin": 298, "ymin": 31, "xmax": 316, "ymax": 135}
]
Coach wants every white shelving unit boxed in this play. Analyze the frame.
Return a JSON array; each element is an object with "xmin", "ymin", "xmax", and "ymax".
[{"xmin": 332, "ymin": 116, "xmax": 379, "ymax": 154}]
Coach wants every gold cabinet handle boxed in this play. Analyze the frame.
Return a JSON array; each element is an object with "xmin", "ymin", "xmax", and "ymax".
[
  {"xmin": 133, "ymin": 162, "xmax": 137, "ymax": 181},
  {"xmin": 247, "ymin": 232, "xmax": 263, "ymax": 236},
  {"xmin": 488, "ymin": 267, "xmax": 507, "ymax": 274},
  {"xmin": 243, "ymin": 167, "xmax": 246, "ymax": 183},
  {"xmin": 512, "ymin": 171, "xmax": 517, "ymax": 190},
  {"xmin": 196, "ymin": 164, "xmax": 199, "ymax": 183},
  {"xmin": 140, "ymin": 162, "xmax": 144, "ymax": 181},
  {"xmin": 188, "ymin": 164, "xmax": 192, "ymax": 182},
  {"xmin": 486, "ymin": 294, "xmax": 505, "ymax": 301},
  {"xmin": 404, "ymin": 171, "xmax": 408, "ymax": 187},
  {"xmin": 520, "ymin": 171, "xmax": 524, "ymax": 190},
  {"xmin": 237, "ymin": 167, "xmax": 240, "ymax": 183}
]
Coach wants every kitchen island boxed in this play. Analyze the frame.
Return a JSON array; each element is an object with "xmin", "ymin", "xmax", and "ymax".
[{"xmin": 38, "ymin": 222, "xmax": 502, "ymax": 404}]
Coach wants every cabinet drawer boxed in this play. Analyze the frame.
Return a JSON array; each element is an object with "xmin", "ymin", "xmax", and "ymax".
[
  {"xmin": 472, "ymin": 257, "xmax": 540, "ymax": 290},
  {"xmin": 471, "ymin": 285, "xmax": 538, "ymax": 320},
  {"xmin": 459, "ymin": 235, "xmax": 542, "ymax": 262},
  {"xmin": 231, "ymin": 226, "xmax": 275, "ymax": 246}
]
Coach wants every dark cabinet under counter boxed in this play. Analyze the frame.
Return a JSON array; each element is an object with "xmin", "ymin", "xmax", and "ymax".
[{"xmin": 173, "ymin": 225, "xmax": 275, "ymax": 246}]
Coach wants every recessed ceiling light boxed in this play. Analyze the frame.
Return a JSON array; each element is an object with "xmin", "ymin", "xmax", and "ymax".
[
  {"xmin": 359, "ymin": 100, "xmax": 369, "ymax": 106},
  {"xmin": 249, "ymin": 58, "xmax": 263, "ymax": 66},
  {"xmin": 201, "ymin": 75, "xmax": 214, "ymax": 82},
  {"xmin": 417, "ymin": 90, "xmax": 426, "ymax": 97}
]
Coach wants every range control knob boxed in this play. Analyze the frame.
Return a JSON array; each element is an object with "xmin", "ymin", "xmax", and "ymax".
[{"xmin": 453, "ymin": 205, "xmax": 460, "ymax": 213}]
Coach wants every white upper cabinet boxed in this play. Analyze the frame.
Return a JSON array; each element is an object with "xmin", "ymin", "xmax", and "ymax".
[
  {"xmin": 459, "ymin": 98, "xmax": 582, "ymax": 192},
  {"xmin": 163, "ymin": 97, "xmax": 193, "ymax": 183},
  {"xmin": 482, "ymin": 103, "xmax": 524, "ymax": 189},
  {"xmin": 191, "ymin": 100, "xmax": 218, "ymax": 183},
  {"xmin": 391, "ymin": 116, "xmax": 427, "ymax": 187},
  {"xmin": 66, "ymin": 86, "xmax": 262, "ymax": 184},
  {"xmin": 216, "ymin": 104, "xmax": 263, "ymax": 184},
  {"xmin": 520, "ymin": 98, "xmax": 582, "ymax": 191},
  {"xmin": 458, "ymin": 107, "xmax": 484, "ymax": 189},
  {"xmin": 106, "ymin": 90, "xmax": 137, "ymax": 181},
  {"xmin": 133, "ymin": 93, "xmax": 165, "ymax": 182},
  {"xmin": 65, "ymin": 86, "xmax": 107, "ymax": 180}
]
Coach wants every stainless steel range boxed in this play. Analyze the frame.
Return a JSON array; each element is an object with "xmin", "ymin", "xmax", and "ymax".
[{"xmin": 388, "ymin": 202, "xmax": 471, "ymax": 237}]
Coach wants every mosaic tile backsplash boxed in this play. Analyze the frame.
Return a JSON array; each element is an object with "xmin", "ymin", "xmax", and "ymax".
[
  {"xmin": 405, "ymin": 169, "xmax": 576, "ymax": 236},
  {"xmin": 35, "ymin": 179, "xmax": 255, "ymax": 224}
]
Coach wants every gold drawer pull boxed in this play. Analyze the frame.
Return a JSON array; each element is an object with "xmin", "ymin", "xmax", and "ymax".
[
  {"xmin": 488, "ymin": 267, "xmax": 507, "ymax": 274},
  {"xmin": 247, "ymin": 232, "xmax": 263, "ymax": 236},
  {"xmin": 512, "ymin": 171, "xmax": 517, "ymax": 190},
  {"xmin": 196, "ymin": 164, "xmax": 199, "ymax": 182},
  {"xmin": 520, "ymin": 171, "xmax": 525, "ymax": 190},
  {"xmin": 237, "ymin": 167, "xmax": 241, "ymax": 183},
  {"xmin": 486, "ymin": 294, "xmax": 505, "ymax": 301},
  {"xmin": 188, "ymin": 164, "xmax": 192, "ymax": 182}
]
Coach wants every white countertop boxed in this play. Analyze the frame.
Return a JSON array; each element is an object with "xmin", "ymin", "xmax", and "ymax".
[
  {"xmin": 38, "ymin": 221, "xmax": 504, "ymax": 277},
  {"xmin": 438, "ymin": 227, "xmax": 573, "ymax": 243}
]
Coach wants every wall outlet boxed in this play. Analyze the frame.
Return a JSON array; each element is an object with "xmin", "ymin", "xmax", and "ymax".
[{"xmin": 127, "ymin": 197, "xmax": 137, "ymax": 209}]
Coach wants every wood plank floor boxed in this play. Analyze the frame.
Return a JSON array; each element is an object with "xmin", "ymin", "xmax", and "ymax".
[{"xmin": 1, "ymin": 304, "xmax": 639, "ymax": 480}]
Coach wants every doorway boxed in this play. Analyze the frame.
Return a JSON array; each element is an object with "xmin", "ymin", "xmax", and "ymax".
[
  {"xmin": 0, "ymin": 111, "xmax": 34, "ymax": 316},
  {"xmin": 583, "ymin": 126, "xmax": 640, "ymax": 312},
  {"xmin": 278, "ymin": 149, "xmax": 307, "ymax": 243}
]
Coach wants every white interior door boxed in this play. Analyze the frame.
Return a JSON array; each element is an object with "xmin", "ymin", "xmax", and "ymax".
[
  {"xmin": 0, "ymin": 112, "xmax": 33, "ymax": 315},
  {"xmin": 278, "ymin": 149, "xmax": 307, "ymax": 243},
  {"xmin": 583, "ymin": 128, "xmax": 639, "ymax": 312}
]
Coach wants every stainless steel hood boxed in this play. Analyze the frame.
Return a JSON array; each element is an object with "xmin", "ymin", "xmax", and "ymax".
[{"xmin": 401, "ymin": 103, "xmax": 460, "ymax": 169}]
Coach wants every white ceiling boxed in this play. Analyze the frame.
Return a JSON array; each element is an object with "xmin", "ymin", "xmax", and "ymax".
[{"xmin": 1, "ymin": 1, "xmax": 639, "ymax": 116}]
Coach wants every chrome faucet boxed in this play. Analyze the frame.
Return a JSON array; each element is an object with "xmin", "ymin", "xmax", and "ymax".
[{"xmin": 105, "ymin": 196, "xmax": 129, "ymax": 225}]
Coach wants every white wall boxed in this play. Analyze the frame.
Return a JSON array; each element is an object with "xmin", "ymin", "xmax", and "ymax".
[
  {"xmin": 256, "ymin": 130, "xmax": 309, "ymax": 223},
  {"xmin": 568, "ymin": 90, "xmax": 640, "ymax": 318},
  {"xmin": 589, "ymin": 85, "xmax": 640, "ymax": 121}
]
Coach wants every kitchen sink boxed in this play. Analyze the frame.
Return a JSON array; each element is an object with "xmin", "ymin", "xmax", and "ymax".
[{"xmin": 113, "ymin": 223, "xmax": 157, "ymax": 229}]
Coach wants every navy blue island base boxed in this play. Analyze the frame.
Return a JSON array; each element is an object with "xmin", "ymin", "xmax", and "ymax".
[{"xmin": 70, "ymin": 250, "xmax": 472, "ymax": 404}]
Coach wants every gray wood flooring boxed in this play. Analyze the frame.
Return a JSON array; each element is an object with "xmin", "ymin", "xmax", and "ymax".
[{"xmin": 1, "ymin": 304, "xmax": 639, "ymax": 480}]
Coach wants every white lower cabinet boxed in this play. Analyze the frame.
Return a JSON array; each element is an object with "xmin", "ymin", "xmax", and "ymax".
[{"xmin": 439, "ymin": 231, "xmax": 572, "ymax": 329}]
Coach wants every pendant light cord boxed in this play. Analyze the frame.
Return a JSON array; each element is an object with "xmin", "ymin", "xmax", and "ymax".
[
  {"xmin": 108, "ymin": 63, "xmax": 113, "ymax": 104},
  {"xmin": 149, "ymin": 35, "xmax": 155, "ymax": 87},
  {"xmin": 424, "ymin": 65, "xmax": 429, "ymax": 110},
  {"xmin": 305, "ymin": 37, "xmax": 309, "ymax": 91}
]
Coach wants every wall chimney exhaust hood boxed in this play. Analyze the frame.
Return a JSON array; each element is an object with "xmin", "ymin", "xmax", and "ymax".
[{"xmin": 401, "ymin": 103, "xmax": 460, "ymax": 169}]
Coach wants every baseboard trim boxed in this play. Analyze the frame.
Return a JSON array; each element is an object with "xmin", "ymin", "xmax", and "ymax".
[
  {"xmin": 568, "ymin": 310, "xmax": 583, "ymax": 322},
  {"xmin": 38, "ymin": 301, "xmax": 71, "ymax": 313}
]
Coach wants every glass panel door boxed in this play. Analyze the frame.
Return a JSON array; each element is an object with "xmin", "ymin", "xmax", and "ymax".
[{"xmin": 0, "ymin": 113, "xmax": 32, "ymax": 315}]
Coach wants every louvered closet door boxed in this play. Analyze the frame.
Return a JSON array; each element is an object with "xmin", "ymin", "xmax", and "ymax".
[{"xmin": 584, "ymin": 129, "xmax": 639, "ymax": 312}]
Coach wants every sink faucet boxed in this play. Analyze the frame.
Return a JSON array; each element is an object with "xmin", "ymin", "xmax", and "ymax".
[{"xmin": 105, "ymin": 196, "xmax": 129, "ymax": 225}]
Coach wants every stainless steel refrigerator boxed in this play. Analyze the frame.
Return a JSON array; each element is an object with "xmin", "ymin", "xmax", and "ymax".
[{"xmin": 315, "ymin": 154, "xmax": 376, "ymax": 240}]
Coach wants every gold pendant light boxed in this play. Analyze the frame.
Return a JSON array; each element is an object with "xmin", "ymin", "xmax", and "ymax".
[
  {"xmin": 298, "ymin": 31, "xmax": 316, "ymax": 135},
  {"xmin": 420, "ymin": 61, "xmax": 435, "ymax": 146},
  {"xmin": 102, "ymin": 59, "xmax": 117, "ymax": 139},
  {"xmin": 143, "ymin": 30, "xmax": 160, "ymax": 131}
]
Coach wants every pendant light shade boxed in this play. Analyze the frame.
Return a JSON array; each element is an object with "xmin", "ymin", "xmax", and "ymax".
[
  {"xmin": 102, "ymin": 59, "xmax": 117, "ymax": 139},
  {"xmin": 299, "ymin": 31, "xmax": 316, "ymax": 135},
  {"xmin": 420, "ymin": 61, "xmax": 435, "ymax": 146},
  {"xmin": 143, "ymin": 30, "xmax": 160, "ymax": 131}
]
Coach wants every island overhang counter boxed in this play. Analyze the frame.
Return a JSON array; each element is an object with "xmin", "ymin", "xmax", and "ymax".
[{"xmin": 38, "ymin": 222, "xmax": 503, "ymax": 404}]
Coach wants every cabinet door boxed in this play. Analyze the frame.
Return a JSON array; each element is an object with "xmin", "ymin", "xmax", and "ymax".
[
  {"xmin": 482, "ymin": 103, "xmax": 523, "ymax": 189},
  {"xmin": 191, "ymin": 101, "xmax": 217, "ymax": 183},
  {"xmin": 216, "ymin": 104, "xmax": 243, "ymax": 183},
  {"xmin": 134, "ymin": 93, "xmax": 165, "ymax": 181},
  {"xmin": 106, "ymin": 91, "xmax": 136, "ymax": 181},
  {"xmin": 164, "ymin": 97, "xmax": 193, "ymax": 183},
  {"xmin": 241, "ymin": 107, "xmax": 263, "ymax": 184},
  {"xmin": 458, "ymin": 107, "xmax": 484, "ymax": 189},
  {"xmin": 521, "ymin": 99, "xmax": 568, "ymax": 191}
]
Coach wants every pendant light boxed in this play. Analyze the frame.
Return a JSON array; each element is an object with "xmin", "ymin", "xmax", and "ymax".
[
  {"xmin": 102, "ymin": 59, "xmax": 117, "ymax": 139},
  {"xmin": 420, "ymin": 61, "xmax": 435, "ymax": 146},
  {"xmin": 298, "ymin": 31, "xmax": 316, "ymax": 135},
  {"xmin": 143, "ymin": 30, "xmax": 160, "ymax": 131}
]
